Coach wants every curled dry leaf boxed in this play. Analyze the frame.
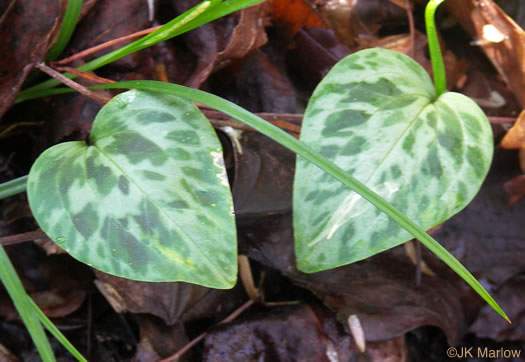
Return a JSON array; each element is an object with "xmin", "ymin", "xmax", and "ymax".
[
  {"xmin": 304, "ymin": 0, "xmax": 406, "ymax": 47},
  {"xmin": 0, "ymin": 0, "xmax": 65, "ymax": 117},
  {"xmin": 504, "ymin": 173, "xmax": 525, "ymax": 205},
  {"xmin": 133, "ymin": 315, "xmax": 188, "ymax": 362},
  {"xmin": 500, "ymin": 110, "xmax": 525, "ymax": 203},
  {"xmin": 241, "ymin": 214, "xmax": 473, "ymax": 345},
  {"xmin": 501, "ymin": 109, "xmax": 525, "ymax": 150},
  {"xmin": 470, "ymin": 275, "xmax": 525, "ymax": 341},
  {"xmin": 203, "ymin": 304, "xmax": 409, "ymax": 361},
  {"xmin": 446, "ymin": 0, "xmax": 525, "ymax": 107},
  {"xmin": 229, "ymin": 130, "xmax": 295, "ymax": 216},
  {"xmin": 365, "ymin": 30, "xmax": 468, "ymax": 90},
  {"xmin": 0, "ymin": 253, "xmax": 90, "ymax": 321},
  {"xmin": 94, "ymin": 271, "xmax": 244, "ymax": 326},
  {"xmin": 210, "ymin": 49, "xmax": 298, "ymax": 113},
  {"xmin": 174, "ymin": 1, "xmax": 269, "ymax": 88},
  {"xmin": 66, "ymin": 0, "xmax": 151, "ymax": 66},
  {"xmin": 270, "ymin": 0, "xmax": 325, "ymax": 37}
]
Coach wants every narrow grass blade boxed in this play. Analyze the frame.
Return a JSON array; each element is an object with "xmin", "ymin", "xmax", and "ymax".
[
  {"xmin": 28, "ymin": 298, "xmax": 87, "ymax": 362},
  {"xmin": 0, "ymin": 175, "xmax": 28, "ymax": 199},
  {"xmin": 46, "ymin": 0, "xmax": 83, "ymax": 61},
  {"xmin": 16, "ymin": 0, "xmax": 263, "ymax": 102},
  {"xmin": 0, "ymin": 78, "xmax": 511, "ymax": 322},
  {"xmin": 92, "ymin": 80, "xmax": 510, "ymax": 323},
  {"xmin": 0, "ymin": 245, "xmax": 56, "ymax": 361}
]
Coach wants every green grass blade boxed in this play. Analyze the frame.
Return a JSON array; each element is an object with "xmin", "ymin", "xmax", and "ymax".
[
  {"xmin": 0, "ymin": 175, "xmax": 29, "ymax": 199},
  {"xmin": 28, "ymin": 298, "xmax": 87, "ymax": 361},
  {"xmin": 16, "ymin": 0, "xmax": 263, "ymax": 102},
  {"xmin": 46, "ymin": 0, "xmax": 83, "ymax": 61},
  {"xmin": 91, "ymin": 80, "xmax": 509, "ymax": 323},
  {"xmin": 2, "ymin": 77, "xmax": 511, "ymax": 322},
  {"xmin": 0, "ymin": 245, "xmax": 56, "ymax": 361}
]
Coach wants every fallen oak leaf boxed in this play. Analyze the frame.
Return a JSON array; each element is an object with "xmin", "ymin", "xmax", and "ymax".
[{"xmin": 501, "ymin": 109, "xmax": 525, "ymax": 150}]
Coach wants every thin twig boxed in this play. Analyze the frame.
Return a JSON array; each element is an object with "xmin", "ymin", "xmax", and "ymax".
[
  {"xmin": 34, "ymin": 63, "xmax": 111, "ymax": 104},
  {"xmin": 54, "ymin": 25, "xmax": 162, "ymax": 65},
  {"xmin": 202, "ymin": 110, "xmax": 302, "ymax": 135},
  {"xmin": 487, "ymin": 116, "xmax": 517, "ymax": 124},
  {"xmin": 406, "ymin": 0, "xmax": 415, "ymax": 58},
  {"xmin": 0, "ymin": 230, "xmax": 47, "ymax": 246},
  {"xmin": 160, "ymin": 299, "xmax": 255, "ymax": 362},
  {"xmin": 0, "ymin": 122, "xmax": 43, "ymax": 138},
  {"xmin": 53, "ymin": 66, "xmax": 115, "ymax": 84},
  {"xmin": 415, "ymin": 240, "xmax": 422, "ymax": 288}
]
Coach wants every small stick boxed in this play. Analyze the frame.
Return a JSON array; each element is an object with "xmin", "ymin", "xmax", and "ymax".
[
  {"xmin": 202, "ymin": 110, "xmax": 302, "ymax": 135},
  {"xmin": 0, "ymin": 230, "xmax": 47, "ymax": 246},
  {"xmin": 53, "ymin": 66, "xmax": 115, "ymax": 84},
  {"xmin": 488, "ymin": 116, "xmax": 517, "ymax": 124},
  {"xmin": 54, "ymin": 25, "xmax": 162, "ymax": 65},
  {"xmin": 34, "ymin": 63, "xmax": 111, "ymax": 104},
  {"xmin": 415, "ymin": 240, "xmax": 422, "ymax": 288},
  {"xmin": 159, "ymin": 299, "xmax": 255, "ymax": 362},
  {"xmin": 405, "ymin": 0, "xmax": 415, "ymax": 58},
  {"xmin": 0, "ymin": 122, "xmax": 43, "ymax": 138}
]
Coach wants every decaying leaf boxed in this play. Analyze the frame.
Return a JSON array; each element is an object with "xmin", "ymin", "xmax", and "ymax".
[
  {"xmin": 365, "ymin": 30, "xmax": 468, "ymax": 90},
  {"xmin": 94, "ymin": 270, "xmax": 244, "ymax": 325},
  {"xmin": 504, "ymin": 174, "xmax": 525, "ymax": 205},
  {"xmin": 173, "ymin": 1, "xmax": 269, "ymax": 88},
  {"xmin": 203, "ymin": 304, "xmax": 409, "ymax": 361},
  {"xmin": 270, "ymin": 0, "xmax": 325, "ymax": 36},
  {"xmin": 241, "ymin": 213, "xmax": 474, "ymax": 345},
  {"xmin": 304, "ymin": 0, "xmax": 406, "ymax": 47},
  {"xmin": 0, "ymin": 0, "xmax": 65, "ymax": 117},
  {"xmin": 471, "ymin": 275, "xmax": 525, "ymax": 341},
  {"xmin": 501, "ymin": 109, "xmax": 525, "ymax": 149},
  {"xmin": 446, "ymin": 0, "xmax": 525, "ymax": 107},
  {"xmin": 133, "ymin": 315, "xmax": 188, "ymax": 361}
]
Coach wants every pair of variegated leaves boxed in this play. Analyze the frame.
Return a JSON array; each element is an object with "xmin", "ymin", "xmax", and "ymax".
[{"xmin": 27, "ymin": 49, "xmax": 492, "ymax": 288}]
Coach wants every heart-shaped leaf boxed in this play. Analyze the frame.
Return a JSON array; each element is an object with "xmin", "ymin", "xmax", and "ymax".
[
  {"xmin": 27, "ymin": 90, "xmax": 236, "ymax": 288},
  {"xmin": 294, "ymin": 48, "xmax": 493, "ymax": 273}
]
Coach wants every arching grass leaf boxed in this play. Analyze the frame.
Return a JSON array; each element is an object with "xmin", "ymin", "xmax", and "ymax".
[
  {"xmin": 294, "ymin": 48, "xmax": 493, "ymax": 272},
  {"xmin": 28, "ymin": 90, "xmax": 236, "ymax": 288}
]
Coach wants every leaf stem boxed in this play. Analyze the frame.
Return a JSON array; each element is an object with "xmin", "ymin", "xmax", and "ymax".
[{"xmin": 425, "ymin": 0, "xmax": 447, "ymax": 96}]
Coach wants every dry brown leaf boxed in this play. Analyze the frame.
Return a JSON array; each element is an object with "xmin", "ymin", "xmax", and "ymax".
[
  {"xmin": 94, "ymin": 271, "xmax": 244, "ymax": 325},
  {"xmin": 0, "ymin": 0, "xmax": 65, "ymax": 117},
  {"xmin": 271, "ymin": 0, "xmax": 324, "ymax": 36},
  {"xmin": 520, "ymin": 148, "xmax": 525, "ymax": 173},
  {"xmin": 185, "ymin": 3, "xmax": 269, "ymax": 88},
  {"xmin": 365, "ymin": 30, "xmax": 468, "ymax": 89},
  {"xmin": 501, "ymin": 109, "xmax": 525, "ymax": 149},
  {"xmin": 306, "ymin": 0, "xmax": 406, "ymax": 47},
  {"xmin": 446, "ymin": 0, "xmax": 525, "ymax": 107},
  {"xmin": 504, "ymin": 174, "xmax": 525, "ymax": 205}
]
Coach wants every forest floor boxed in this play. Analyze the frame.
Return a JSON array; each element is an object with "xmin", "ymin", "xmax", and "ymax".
[{"xmin": 0, "ymin": 0, "xmax": 524, "ymax": 361}]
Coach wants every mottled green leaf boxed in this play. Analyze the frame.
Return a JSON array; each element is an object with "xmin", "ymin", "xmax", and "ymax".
[
  {"xmin": 294, "ymin": 48, "xmax": 493, "ymax": 272},
  {"xmin": 27, "ymin": 90, "xmax": 236, "ymax": 288}
]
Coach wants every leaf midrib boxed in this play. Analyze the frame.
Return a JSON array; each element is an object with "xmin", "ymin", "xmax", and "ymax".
[{"xmin": 305, "ymin": 94, "xmax": 433, "ymax": 248}]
